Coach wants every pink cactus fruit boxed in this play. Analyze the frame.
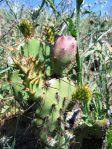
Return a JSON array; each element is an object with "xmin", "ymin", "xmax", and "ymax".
[{"xmin": 53, "ymin": 35, "xmax": 77, "ymax": 64}]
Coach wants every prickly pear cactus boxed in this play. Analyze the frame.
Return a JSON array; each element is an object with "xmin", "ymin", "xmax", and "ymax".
[{"xmin": 9, "ymin": 36, "xmax": 76, "ymax": 148}]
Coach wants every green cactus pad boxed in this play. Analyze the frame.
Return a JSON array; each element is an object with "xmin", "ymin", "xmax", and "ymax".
[
  {"xmin": 35, "ymin": 77, "xmax": 75, "ymax": 131},
  {"xmin": 20, "ymin": 38, "xmax": 51, "ymax": 62}
]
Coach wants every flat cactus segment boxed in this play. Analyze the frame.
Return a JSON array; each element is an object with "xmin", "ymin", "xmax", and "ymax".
[
  {"xmin": 20, "ymin": 39, "xmax": 51, "ymax": 62},
  {"xmin": 35, "ymin": 77, "xmax": 75, "ymax": 131}
]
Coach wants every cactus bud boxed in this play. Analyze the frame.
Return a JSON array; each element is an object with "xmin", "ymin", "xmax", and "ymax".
[
  {"xmin": 53, "ymin": 35, "xmax": 77, "ymax": 65},
  {"xmin": 19, "ymin": 19, "xmax": 34, "ymax": 38}
]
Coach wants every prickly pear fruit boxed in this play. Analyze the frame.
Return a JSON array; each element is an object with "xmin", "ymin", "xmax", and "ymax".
[{"xmin": 53, "ymin": 35, "xmax": 77, "ymax": 64}]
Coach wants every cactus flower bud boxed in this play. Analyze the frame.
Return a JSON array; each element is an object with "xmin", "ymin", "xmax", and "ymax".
[
  {"xmin": 53, "ymin": 35, "xmax": 77, "ymax": 65},
  {"xmin": 19, "ymin": 19, "xmax": 34, "ymax": 38}
]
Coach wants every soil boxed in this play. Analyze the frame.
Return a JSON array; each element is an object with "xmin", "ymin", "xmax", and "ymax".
[
  {"xmin": 0, "ymin": 115, "xmax": 107, "ymax": 149},
  {"xmin": 80, "ymin": 138, "xmax": 105, "ymax": 149},
  {"xmin": 71, "ymin": 124, "xmax": 107, "ymax": 149},
  {"xmin": 0, "ymin": 114, "xmax": 42, "ymax": 149}
]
